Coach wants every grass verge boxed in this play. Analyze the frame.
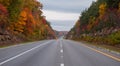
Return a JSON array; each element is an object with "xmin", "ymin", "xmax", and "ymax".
[
  {"xmin": 74, "ymin": 40, "xmax": 120, "ymax": 53},
  {"xmin": 0, "ymin": 40, "xmax": 42, "ymax": 48}
]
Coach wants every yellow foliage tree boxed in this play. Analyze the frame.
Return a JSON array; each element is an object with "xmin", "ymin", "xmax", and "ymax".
[
  {"xmin": 87, "ymin": 16, "xmax": 96, "ymax": 31},
  {"xmin": 0, "ymin": 0, "xmax": 10, "ymax": 7},
  {"xmin": 118, "ymin": 2, "xmax": 120, "ymax": 12},
  {"xmin": 99, "ymin": 3, "xmax": 106, "ymax": 19}
]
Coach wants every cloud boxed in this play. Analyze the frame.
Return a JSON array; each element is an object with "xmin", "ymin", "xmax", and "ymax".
[
  {"xmin": 51, "ymin": 25, "xmax": 73, "ymax": 31},
  {"xmin": 39, "ymin": 0, "xmax": 96, "ymax": 13},
  {"xmin": 48, "ymin": 20, "xmax": 77, "ymax": 31},
  {"xmin": 38, "ymin": 0, "xmax": 96, "ymax": 31},
  {"xmin": 42, "ymin": 10, "xmax": 79, "ymax": 31},
  {"xmin": 42, "ymin": 10, "xmax": 80, "ymax": 21},
  {"xmin": 49, "ymin": 20, "xmax": 76, "ymax": 26}
]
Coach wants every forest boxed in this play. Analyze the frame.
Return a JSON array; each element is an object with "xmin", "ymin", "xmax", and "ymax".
[
  {"xmin": 0, "ymin": 0, "xmax": 56, "ymax": 46},
  {"xmin": 66, "ymin": 0, "xmax": 120, "ymax": 46}
]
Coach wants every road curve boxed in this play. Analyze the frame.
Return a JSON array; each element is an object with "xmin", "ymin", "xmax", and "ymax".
[{"xmin": 0, "ymin": 39, "xmax": 120, "ymax": 66}]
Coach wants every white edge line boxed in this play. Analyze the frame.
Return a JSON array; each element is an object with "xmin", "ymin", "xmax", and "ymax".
[{"xmin": 0, "ymin": 41, "xmax": 51, "ymax": 65}]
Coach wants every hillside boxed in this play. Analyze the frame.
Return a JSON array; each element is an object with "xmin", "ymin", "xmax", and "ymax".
[
  {"xmin": 54, "ymin": 30, "xmax": 68, "ymax": 38},
  {"xmin": 66, "ymin": 0, "xmax": 120, "ymax": 46},
  {"xmin": 0, "ymin": 0, "xmax": 56, "ymax": 46}
]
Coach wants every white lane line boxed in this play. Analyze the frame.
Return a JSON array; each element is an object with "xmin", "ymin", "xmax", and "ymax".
[
  {"xmin": 0, "ymin": 41, "xmax": 52, "ymax": 65},
  {"xmin": 59, "ymin": 41, "xmax": 64, "ymax": 66},
  {"xmin": 60, "ymin": 63, "xmax": 64, "ymax": 66},
  {"xmin": 60, "ymin": 49, "xmax": 63, "ymax": 53}
]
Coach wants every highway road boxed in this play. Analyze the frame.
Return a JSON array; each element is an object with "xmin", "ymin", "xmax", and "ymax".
[{"xmin": 0, "ymin": 39, "xmax": 120, "ymax": 66}]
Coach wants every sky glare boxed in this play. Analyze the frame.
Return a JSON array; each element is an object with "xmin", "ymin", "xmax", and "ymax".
[{"xmin": 39, "ymin": 0, "xmax": 96, "ymax": 31}]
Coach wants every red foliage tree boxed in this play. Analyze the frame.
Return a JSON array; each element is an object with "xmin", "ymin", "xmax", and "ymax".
[
  {"xmin": 42, "ymin": 17, "xmax": 46, "ymax": 24},
  {"xmin": 0, "ymin": 4, "xmax": 8, "ymax": 33},
  {"xmin": 0, "ymin": 4, "xmax": 7, "ymax": 15}
]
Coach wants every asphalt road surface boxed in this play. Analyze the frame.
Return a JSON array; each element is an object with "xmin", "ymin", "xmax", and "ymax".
[{"xmin": 0, "ymin": 39, "xmax": 120, "ymax": 66}]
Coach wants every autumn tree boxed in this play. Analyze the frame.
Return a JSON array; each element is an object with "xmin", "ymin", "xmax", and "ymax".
[
  {"xmin": 106, "ymin": 0, "xmax": 120, "ymax": 9},
  {"xmin": 0, "ymin": 0, "xmax": 10, "ymax": 7},
  {"xmin": 8, "ymin": 0, "xmax": 24, "ymax": 22},
  {"xmin": 0, "ymin": 0, "xmax": 56, "ymax": 42},
  {"xmin": 67, "ymin": 0, "xmax": 120, "ymax": 45},
  {"xmin": 0, "ymin": 4, "xmax": 8, "ymax": 33},
  {"xmin": 99, "ymin": 3, "xmax": 106, "ymax": 19}
]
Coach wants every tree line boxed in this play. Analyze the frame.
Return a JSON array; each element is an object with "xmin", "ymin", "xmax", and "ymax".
[
  {"xmin": 66, "ymin": 0, "xmax": 120, "ymax": 46},
  {"xmin": 0, "ymin": 0, "xmax": 56, "ymax": 45}
]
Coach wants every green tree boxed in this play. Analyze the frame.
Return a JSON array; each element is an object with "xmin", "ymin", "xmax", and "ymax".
[{"xmin": 8, "ymin": 0, "xmax": 24, "ymax": 22}]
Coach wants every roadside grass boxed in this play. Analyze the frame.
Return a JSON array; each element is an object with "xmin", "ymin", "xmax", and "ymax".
[
  {"xmin": 0, "ymin": 40, "xmax": 41, "ymax": 48},
  {"xmin": 74, "ymin": 40, "xmax": 120, "ymax": 53},
  {"xmin": 0, "ymin": 44, "xmax": 13, "ymax": 48},
  {"xmin": 85, "ymin": 42, "xmax": 120, "ymax": 53},
  {"xmin": 0, "ymin": 42, "xmax": 31, "ymax": 48},
  {"xmin": 0, "ymin": 37, "xmax": 49, "ymax": 48}
]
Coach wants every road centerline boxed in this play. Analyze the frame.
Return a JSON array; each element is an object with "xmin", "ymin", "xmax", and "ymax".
[
  {"xmin": 60, "ymin": 63, "xmax": 64, "ymax": 66},
  {"xmin": 60, "ymin": 49, "xmax": 63, "ymax": 53},
  {"xmin": 59, "ymin": 40, "xmax": 64, "ymax": 66}
]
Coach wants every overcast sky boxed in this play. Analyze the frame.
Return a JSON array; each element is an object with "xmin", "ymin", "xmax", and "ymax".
[{"xmin": 38, "ymin": 0, "xmax": 96, "ymax": 31}]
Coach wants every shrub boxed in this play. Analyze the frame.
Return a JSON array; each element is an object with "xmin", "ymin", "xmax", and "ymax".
[{"xmin": 106, "ymin": 31, "xmax": 120, "ymax": 45}]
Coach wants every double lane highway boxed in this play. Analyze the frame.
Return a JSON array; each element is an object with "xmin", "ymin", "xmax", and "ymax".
[{"xmin": 0, "ymin": 39, "xmax": 120, "ymax": 66}]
